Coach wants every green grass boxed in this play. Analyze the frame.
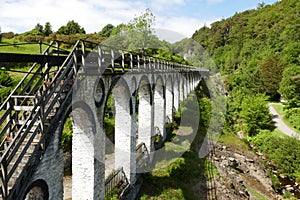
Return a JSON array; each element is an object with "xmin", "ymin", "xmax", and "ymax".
[
  {"xmin": 139, "ymin": 152, "xmax": 218, "ymax": 199},
  {"xmin": 218, "ymin": 131, "xmax": 249, "ymax": 151},
  {"xmin": 270, "ymin": 102, "xmax": 300, "ymax": 135},
  {"xmin": 0, "ymin": 38, "xmax": 56, "ymax": 54},
  {"xmin": 270, "ymin": 102, "xmax": 284, "ymax": 115},
  {"xmin": 138, "ymin": 135, "xmax": 220, "ymax": 200},
  {"xmin": 245, "ymin": 184, "xmax": 269, "ymax": 200}
]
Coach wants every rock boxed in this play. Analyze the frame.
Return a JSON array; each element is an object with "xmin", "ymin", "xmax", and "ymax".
[
  {"xmin": 221, "ymin": 156, "xmax": 226, "ymax": 160},
  {"xmin": 235, "ymin": 177, "xmax": 243, "ymax": 183},
  {"xmin": 221, "ymin": 160, "xmax": 229, "ymax": 167},
  {"xmin": 229, "ymin": 157, "xmax": 235, "ymax": 162},
  {"xmin": 285, "ymin": 184, "xmax": 292, "ymax": 188},
  {"xmin": 213, "ymin": 156, "xmax": 220, "ymax": 161},
  {"xmin": 230, "ymin": 159, "xmax": 239, "ymax": 168},
  {"xmin": 294, "ymin": 182, "xmax": 298, "ymax": 187},
  {"xmin": 222, "ymin": 145, "xmax": 227, "ymax": 150},
  {"xmin": 285, "ymin": 186, "xmax": 294, "ymax": 192},
  {"xmin": 245, "ymin": 158, "xmax": 254, "ymax": 163},
  {"xmin": 279, "ymin": 174, "xmax": 285, "ymax": 179},
  {"xmin": 230, "ymin": 183, "xmax": 236, "ymax": 189},
  {"xmin": 235, "ymin": 164, "xmax": 249, "ymax": 173}
]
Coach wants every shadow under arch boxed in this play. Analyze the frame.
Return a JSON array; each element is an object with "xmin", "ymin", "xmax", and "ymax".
[
  {"xmin": 72, "ymin": 101, "xmax": 97, "ymax": 134},
  {"xmin": 24, "ymin": 179, "xmax": 49, "ymax": 200}
]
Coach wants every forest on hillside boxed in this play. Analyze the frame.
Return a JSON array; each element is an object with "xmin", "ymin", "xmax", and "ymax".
[
  {"xmin": 193, "ymin": 0, "xmax": 300, "ymax": 131},
  {"xmin": 192, "ymin": 0, "xmax": 300, "ymax": 186}
]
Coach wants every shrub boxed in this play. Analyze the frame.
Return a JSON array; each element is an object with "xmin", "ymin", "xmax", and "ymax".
[
  {"xmin": 270, "ymin": 174, "xmax": 281, "ymax": 192},
  {"xmin": 284, "ymin": 108, "xmax": 300, "ymax": 131},
  {"xmin": 239, "ymin": 94, "xmax": 274, "ymax": 136},
  {"xmin": 2, "ymin": 32, "xmax": 14, "ymax": 39},
  {"xmin": 167, "ymin": 158, "xmax": 185, "ymax": 177},
  {"xmin": 250, "ymin": 130, "xmax": 300, "ymax": 179},
  {"xmin": 0, "ymin": 71, "xmax": 13, "ymax": 87}
]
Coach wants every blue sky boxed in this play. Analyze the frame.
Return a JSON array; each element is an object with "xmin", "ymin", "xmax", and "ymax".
[{"xmin": 0, "ymin": 0, "xmax": 279, "ymax": 38}]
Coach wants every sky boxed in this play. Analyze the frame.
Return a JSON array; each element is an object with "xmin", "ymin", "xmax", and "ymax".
[{"xmin": 1, "ymin": 0, "xmax": 279, "ymax": 40}]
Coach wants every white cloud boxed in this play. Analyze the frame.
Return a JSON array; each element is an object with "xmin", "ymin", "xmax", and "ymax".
[
  {"xmin": 0, "ymin": 0, "xmax": 219, "ymax": 40},
  {"xmin": 0, "ymin": 0, "xmax": 147, "ymax": 33},
  {"xmin": 155, "ymin": 16, "xmax": 219, "ymax": 39},
  {"xmin": 151, "ymin": 0, "xmax": 185, "ymax": 11}
]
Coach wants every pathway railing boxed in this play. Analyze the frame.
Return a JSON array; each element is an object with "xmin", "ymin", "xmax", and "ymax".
[
  {"xmin": 136, "ymin": 142, "xmax": 150, "ymax": 170},
  {"xmin": 0, "ymin": 40, "xmax": 85, "ymax": 199},
  {"xmin": 105, "ymin": 167, "xmax": 130, "ymax": 197}
]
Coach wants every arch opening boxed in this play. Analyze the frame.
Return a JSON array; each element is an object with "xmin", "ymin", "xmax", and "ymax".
[
  {"xmin": 153, "ymin": 76, "xmax": 165, "ymax": 147},
  {"xmin": 24, "ymin": 179, "xmax": 49, "ymax": 200},
  {"xmin": 136, "ymin": 76, "xmax": 153, "ymax": 160}
]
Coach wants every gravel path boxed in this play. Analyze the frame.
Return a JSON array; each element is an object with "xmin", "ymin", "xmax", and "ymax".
[{"xmin": 269, "ymin": 104, "xmax": 300, "ymax": 140}]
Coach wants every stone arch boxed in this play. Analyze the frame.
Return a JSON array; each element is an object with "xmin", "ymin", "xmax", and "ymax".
[
  {"xmin": 94, "ymin": 78, "xmax": 105, "ymax": 108},
  {"xmin": 137, "ymin": 75, "xmax": 153, "ymax": 157},
  {"xmin": 153, "ymin": 75, "xmax": 165, "ymax": 143},
  {"xmin": 24, "ymin": 179, "xmax": 49, "ymax": 200},
  {"xmin": 173, "ymin": 74, "xmax": 180, "ymax": 112},
  {"xmin": 105, "ymin": 76, "xmax": 135, "ymax": 181},
  {"xmin": 165, "ymin": 75, "xmax": 173, "ymax": 122},
  {"xmin": 71, "ymin": 101, "xmax": 99, "ymax": 199}
]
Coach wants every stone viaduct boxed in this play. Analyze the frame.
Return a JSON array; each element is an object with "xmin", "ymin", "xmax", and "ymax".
[{"xmin": 0, "ymin": 40, "xmax": 209, "ymax": 199}]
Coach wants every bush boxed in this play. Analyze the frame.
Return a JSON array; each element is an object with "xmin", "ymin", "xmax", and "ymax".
[
  {"xmin": 0, "ymin": 87, "xmax": 12, "ymax": 103},
  {"xmin": 284, "ymin": 108, "xmax": 300, "ymax": 131},
  {"xmin": 250, "ymin": 130, "xmax": 300, "ymax": 179},
  {"xmin": 167, "ymin": 158, "xmax": 185, "ymax": 177},
  {"xmin": 0, "ymin": 71, "xmax": 13, "ymax": 87},
  {"xmin": 2, "ymin": 32, "xmax": 14, "ymax": 39},
  {"xmin": 270, "ymin": 174, "xmax": 281, "ymax": 192},
  {"xmin": 239, "ymin": 94, "xmax": 274, "ymax": 136}
]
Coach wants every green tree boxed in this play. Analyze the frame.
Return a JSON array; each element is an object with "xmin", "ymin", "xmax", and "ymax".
[
  {"xmin": 102, "ymin": 9, "xmax": 159, "ymax": 51},
  {"xmin": 239, "ymin": 94, "xmax": 274, "ymax": 136},
  {"xmin": 34, "ymin": 23, "xmax": 43, "ymax": 34},
  {"xmin": 43, "ymin": 22, "xmax": 53, "ymax": 36},
  {"xmin": 279, "ymin": 65, "xmax": 300, "ymax": 107},
  {"xmin": 259, "ymin": 55, "xmax": 285, "ymax": 100},
  {"xmin": 57, "ymin": 20, "xmax": 86, "ymax": 35},
  {"xmin": 99, "ymin": 24, "xmax": 114, "ymax": 37}
]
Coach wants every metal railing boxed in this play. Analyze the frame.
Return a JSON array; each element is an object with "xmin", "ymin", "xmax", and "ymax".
[
  {"xmin": 0, "ymin": 40, "xmax": 84, "ymax": 199},
  {"xmin": 136, "ymin": 142, "xmax": 150, "ymax": 170},
  {"xmin": 105, "ymin": 167, "xmax": 129, "ymax": 197}
]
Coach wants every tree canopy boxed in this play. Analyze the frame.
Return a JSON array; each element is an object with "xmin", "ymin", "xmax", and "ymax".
[{"xmin": 57, "ymin": 20, "xmax": 86, "ymax": 35}]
